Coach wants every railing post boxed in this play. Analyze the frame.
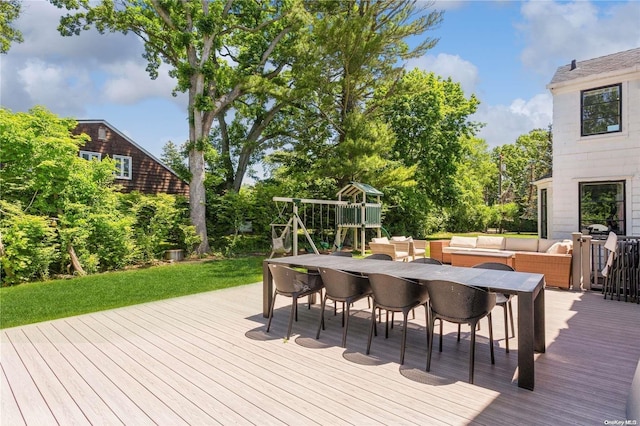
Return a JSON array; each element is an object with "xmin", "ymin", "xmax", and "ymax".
[
  {"xmin": 571, "ymin": 232, "xmax": 583, "ymax": 291},
  {"xmin": 581, "ymin": 235, "xmax": 592, "ymax": 291}
]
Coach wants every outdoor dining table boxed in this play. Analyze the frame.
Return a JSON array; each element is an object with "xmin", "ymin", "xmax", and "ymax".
[{"xmin": 263, "ymin": 253, "xmax": 546, "ymax": 391}]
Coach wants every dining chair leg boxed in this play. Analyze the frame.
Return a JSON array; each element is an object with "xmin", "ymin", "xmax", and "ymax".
[
  {"xmin": 508, "ymin": 299, "xmax": 515, "ymax": 338},
  {"xmin": 424, "ymin": 304, "xmax": 430, "ymax": 347},
  {"xmin": 457, "ymin": 324, "xmax": 461, "ymax": 341},
  {"xmin": 342, "ymin": 303, "xmax": 351, "ymax": 348},
  {"xmin": 385, "ymin": 311, "xmax": 390, "ymax": 338},
  {"xmin": 469, "ymin": 321, "xmax": 477, "ymax": 384},
  {"xmin": 439, "ymin": 320, "xmax": 444, "ymax": 352},
  {"xmin": 366, "ymin": 307, "xmax": 377, "ymax": 355},
  {"xmin": 316, "ymin": 295, "xmax": 328, "ymax": 340},
  {"xmin": 287, "ymin": 296, "xmax": 297, "ymax": 339},
  {"xmin": 266, "ymin": 291, "xmax": 278, "ymax": 332},
  {"xmin": 426, "ymin": 315, "xmax": 436, "ymax": 372},
  {"xmin": 400, "ymin": 313, "xmax": 409, "ymax": 364},
  {"xmin": 488, "ymin": 313, "xmax": 495, "ymax": 364},
  {"xmin": 503, "ymin": 303, "xmax": 509, "ymax": 353}
]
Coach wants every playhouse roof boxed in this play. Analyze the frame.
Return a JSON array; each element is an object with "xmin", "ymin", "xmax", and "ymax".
[{"xmin": 337, "ymin": 182, "xmax": 384, "ymax": 198}]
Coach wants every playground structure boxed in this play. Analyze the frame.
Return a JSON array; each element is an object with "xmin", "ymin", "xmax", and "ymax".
[{"xmin": 270, "ymin": 182, "xmax": 383, "ymax": 257}]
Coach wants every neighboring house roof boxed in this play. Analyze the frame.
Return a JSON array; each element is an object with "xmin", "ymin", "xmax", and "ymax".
[
  {"xmin": 548, "ymin": 47, "xmax": 640, "ymax": 87},
  {"xmin": 77, "ymin": 119, "xmax": 185, "ymax": 181}
]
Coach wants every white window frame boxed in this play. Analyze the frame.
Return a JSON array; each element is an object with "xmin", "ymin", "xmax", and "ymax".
[
  {"xmin": 113, "ymin": 155, "xmax": 132, "ymax": 180},
  {"xmin": 79, "ymin": 150, "xmax": 101, "ymax": 161}
]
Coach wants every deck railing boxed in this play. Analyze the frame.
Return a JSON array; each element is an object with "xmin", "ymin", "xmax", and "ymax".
[{"xmin": 571, "ymin": 232, "xmax": 640, "ymax": 302}]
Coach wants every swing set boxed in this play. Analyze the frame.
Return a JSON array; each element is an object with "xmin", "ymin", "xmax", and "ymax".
[{"xmin": 269, "ymin": 182, "xmax": 383, "ymax": 257}]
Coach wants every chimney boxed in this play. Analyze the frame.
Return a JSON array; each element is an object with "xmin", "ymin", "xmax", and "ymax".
[{"xmin": 570, "ymin": 59, "xmax": 577, "ymax": 70}]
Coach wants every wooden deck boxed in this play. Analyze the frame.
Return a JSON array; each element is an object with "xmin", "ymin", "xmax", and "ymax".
[{"xmin": 2, "ymin": 283, "xmax": 640, "ymax": 425}]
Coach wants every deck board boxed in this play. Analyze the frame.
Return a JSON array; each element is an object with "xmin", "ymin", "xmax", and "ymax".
[{"xmin": 2, "ymin": 283, "xmax": 640, "ymax": 425}]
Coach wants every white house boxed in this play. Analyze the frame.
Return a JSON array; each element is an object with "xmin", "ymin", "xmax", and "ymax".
[{"xmin": 539, "ymin": 47, "xmax": 640, "ymax": 240}]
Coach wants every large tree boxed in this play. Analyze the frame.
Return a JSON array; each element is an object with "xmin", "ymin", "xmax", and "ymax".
[
  {"xmin": 53, "ymin": 0, "xmax": 307, "ymax": 253},
  {"xmin": 383, "ymin": 69, "xmax": 481, "ymax": 206},
  {"xmin": 273, "ymin": 0, "xmax": 443, "ymax": 190}
]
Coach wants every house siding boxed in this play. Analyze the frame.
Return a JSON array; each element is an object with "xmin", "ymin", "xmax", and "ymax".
[
  {"xmin": 548, "ymin": 58, "xmax": 640, "ymax": 238},
  {"xmin": 74, "ymin": 121, "xmax": 190, "ymax": 197}
]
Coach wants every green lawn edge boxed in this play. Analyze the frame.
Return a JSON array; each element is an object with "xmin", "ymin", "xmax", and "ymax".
[{"xmin": 1, "ymin": 256, "xmax": 265, "ymax": 329}]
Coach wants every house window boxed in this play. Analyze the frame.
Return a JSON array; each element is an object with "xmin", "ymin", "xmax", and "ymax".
[
  {"xmin": 581, "ymin": 84, "xmax": 621, "ymax": 136},
  {"xmin": 80, "ymin": 150, "xmax": 101, "ymax": 161},
  {"xmin": 113, "ymin": 155, "xmax": 132, "ymax": 180},
  {"xmin": 579, "ymin": 181, "xmax": 625, "ymax": 235}
]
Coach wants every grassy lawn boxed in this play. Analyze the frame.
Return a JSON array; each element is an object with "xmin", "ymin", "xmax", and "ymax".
[{"xmin": 0, "ymin": 256, "xmax": 265, "ymax": 329}]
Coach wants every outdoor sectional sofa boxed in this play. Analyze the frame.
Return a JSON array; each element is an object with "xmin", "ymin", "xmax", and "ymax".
[{"xmin": 429, "ymin": 236, "xmax": 573, "ymax": 289}]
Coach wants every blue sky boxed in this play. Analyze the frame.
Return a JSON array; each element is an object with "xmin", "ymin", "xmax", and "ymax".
[{"xmin": 2, "ymin": 0, "xmax": 640, "ymax": 165}]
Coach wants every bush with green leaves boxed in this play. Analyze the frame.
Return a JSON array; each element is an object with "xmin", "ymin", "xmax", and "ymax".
[
  {"xmin": 121, "ymin": 192, "xmax": 196, "ymax": 261},
  {"xmin": 0, "ymin": 107, "xmax": 198, "ymax": 284},
  {"xmin": 0, "ymin": 201, "xmax": 59, "ymax": 285}
]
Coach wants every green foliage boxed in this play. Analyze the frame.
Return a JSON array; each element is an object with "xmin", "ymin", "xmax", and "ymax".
[
  {"xmin": 0, "ymin": 201, "xmax": 58, "ymax": 285},
  {"xmin": 383, "ymin": 69, "xmax": 481, "ymax": 207},
  {"xmin": 0, "ymin": 0, "xmax": 23, "ymax": 54},
  {"xmin": 0, "ymin": 106, "xmax": 90, "ymax": 214},
  {"xmin": 160, "ymin": 141, "xmax": 191, "ymax": 182},
  {"xmin": 493, "ymin": 128, "xmax": 553, "ymax": 224},
  {"xmin": 444, "ymin": 137, "xmax": 495, "ymax": 232},
  {"xmin": 0, "ymin": 108, "xmax": 197, "ymax": 284},
  {"xmin": 121, "ymin": 192, "xmax": 196, "ymax": 261}
]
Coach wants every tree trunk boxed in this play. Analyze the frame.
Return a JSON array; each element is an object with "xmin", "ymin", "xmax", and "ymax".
[
  {"xmin": 188, "ymin": 148, "xmax": 211, "ymax": 254},
  {"xmin": 67, "ymin": 243, "xmax": 86, "ymax": 276}
]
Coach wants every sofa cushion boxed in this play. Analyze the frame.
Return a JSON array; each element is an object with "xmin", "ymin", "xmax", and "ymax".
[
  {"xmin": 442, "ymin": 247, "xmax": 503, "ymax": 254},
  {"xmin": 372, "ymin": 237, "xmax": 390, "ymax": 244},
  {"xmin": 450, "ymin": 236, "xmax": 477, "ymax": 248},
  {"xmin": 505, "ymin": 238, "xmax": 538, "ymax": 252},
  {"xmin": 476, "ymin": 236, "xmax": 505, "ymax": 250},
  {"xmin": 391, "ymin": 236, "xmax": 413, "ymax": 242},
  {"xmin": 546, "ymin": 242, "xmax": 569, "ymax": 254},
  {"xmin": 538, "ymin": 239, "xmax": 560, "ymax": 252}
]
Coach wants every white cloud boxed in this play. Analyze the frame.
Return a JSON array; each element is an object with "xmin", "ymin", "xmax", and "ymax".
[
  {"xmin": 406, "ymin": 53, "xmax": 479, "ymax": 96},
  {"xmin": 1, "ymin": 1, "xmax": 181, "ymax": 115},
  {"xmin": 16, "ymin": 59, "xmax": 95, "ymax": 114},
  {"xmin": 101, "ymin": 62, "xmax": 181, "ymax": 105},
  {"xmin": 517, "ymin": 0, "xmax": 640, "ymax": 76},
  {"xmin": 474, "ymin": 93, "xmax": 552, "ymax": 148}
]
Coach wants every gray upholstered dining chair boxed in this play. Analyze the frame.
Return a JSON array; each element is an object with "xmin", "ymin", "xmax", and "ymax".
[
  {"xmin": 330, "ymin": 251, "xmax": 353, "ymax": 257},
  {"xmin": 364, "ymin": 253, "xmax": 393, "ymax": 261},
  {"xmin": 266, "ymin": 264, "xmax": 324, "ymax": 340},
  {"xmin": 366, "ymin": 273, "xmax": 429, "ymax": 365},
  {"xmin": 423, "ymin": 279, "xmax": 496, "ymax": 384},
  {"xmin": 410, "ymin": 257, "xmax": 443, "ymax": 265},
  {"xmin": 472, "ymin": 262, "xmax": 515, "ymax": 353},
  {"xmin": 316, "ymin": 267, "xmax": 372, "ymax": 347}
]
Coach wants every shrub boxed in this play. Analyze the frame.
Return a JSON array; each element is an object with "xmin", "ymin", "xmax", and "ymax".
[
  {"xmin": 0, "ymin": 201, "xmax": 59, "ymax": 285},
  {"xmin": 121, "ymin": 192, "xmax": 194, "ymax": 260}
]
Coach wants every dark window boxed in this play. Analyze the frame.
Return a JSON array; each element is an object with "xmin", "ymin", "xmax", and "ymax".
[
  {"xmin": 581, "ymin": 84, "xmax": 621, "ymax": 136},
  {"xmin": 579, "ymin": 181, "xmax": 625, "ymax": 235},
  {"xmin": 540, "ymin": 188, "xmax": 548, "ymax": 239}
]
